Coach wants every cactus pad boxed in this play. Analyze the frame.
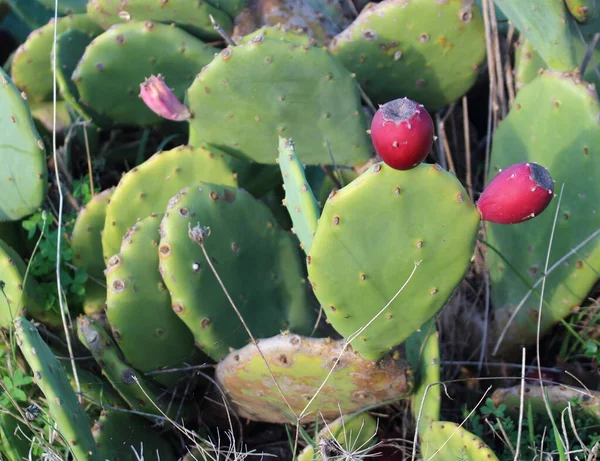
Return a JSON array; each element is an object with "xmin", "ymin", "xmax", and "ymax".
[
  {"xmin": 328, "ymin": 0, "xmax": 487, "ymax": 111},
  {"xmin": 76, "ymin": 315, "xmax": 175, "ymax": 419},
  {"xmin": 13, "ymin": 317, "xmax": 102, "ymax": 461},
  {"xmin": 406, "ymin": 318, "xmax": 441, "ymax": 436},
  {"xmin": 55, "ymin": 29, "xmax": 111, "ymax": 126},
  {"xmin": 0, "ymin": 239, "xmax": 57, "ymax": 328},
  {"xmin": 102, "ymin": 144, "xmax": 238, "ymax": 262},
  {"xmin": 93, "ymin": 410, "xmax": 177, "ymax": 461},
  {"xmin": 10, "ymin": 15, "xmax": 102, "ymax": 102},
  {"xmin": 186, "ymin": 37, "xmax": 372, "ymax": 165},
  {"xmin": 159, "ymin": 183, "xmax": 315, "ymax": 360},
  {"xmin": 71, "ymin": 187, "xmax": 114, "ymax": 314},
  {"xmin": 105, "ymin": 213, "xmax": 201, "ymax": 388},
  {"xmin": 420, "ymin": 421, "xmax": 499, "ymax": 461},
  {"xmin": 278, "ymin": 137, "xmax": 320, "ymax": 252},
  {"xmin": 0, "ymin": 67, "xmax": 47, "ymax": 222},
  {"xmin": 486, "ymin": 71, "xmax": 600, "ymax": 356},
  {"xmin": 307, "ymin": 162, "xmax": 480, "ymax": 361},
  {"xmin": 86, "ymin": 0, "xmax": 233, "ymax": 41},
  {"xmin": 215, "ymin": 333, "xmax": 413, "ymax": 423},
  {"xmin": 493, "ymin": 0, "xmax": 576, "ymax": 71},
  {"xmin": 72, "ymin": 21, "xmax": 217, "ymax": 127},
  {"xmin": 297, "ymin": 413, "xmax": 379, "ymax": 460}
]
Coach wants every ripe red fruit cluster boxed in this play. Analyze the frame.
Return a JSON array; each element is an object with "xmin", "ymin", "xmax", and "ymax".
[
  {"xmin": 369, "ymin": 97, "xmax": 435, "ymax": 170},
  {"xmin": 476, "ymin": 162, "xmax": 555, "ymax": 224}
]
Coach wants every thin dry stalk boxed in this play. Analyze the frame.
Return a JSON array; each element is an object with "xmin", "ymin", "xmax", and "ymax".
[
  {"xmin": 489, "ymin": 1, "xmax": 507, "ymax": 118},
  {"xmin": 50, "ymin": 0, "xmax": 82, "ymax": 406},
  {"xmin": 462, "ymin": 96, "xmax": 473, "ymax": 199},
  {"xmin": 514, "ymin": 348, "xmax": 526, "ymax": 461},
  {"xmin": 535, "ymin": 184, "xmax": 567, "ymax": 455},
  {"xmin": 505, "ymin": 24, "xmax": 516, "ymax": 107},
  {"xmin": 481, "ymin": 0, "xmax": 498, "ymax": 178}
]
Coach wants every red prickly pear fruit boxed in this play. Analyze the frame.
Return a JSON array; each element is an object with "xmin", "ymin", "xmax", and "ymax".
[
  {"xmin": 369, "ymin": 97, "xmax": 435, "ymax": 170},
  {"xmin": 139, "ymin": 74, "xmax": 191, "ymax": 122},
  {"xmin": 477, "ymin": 162, "xmax": 555, "ymax": 224}
]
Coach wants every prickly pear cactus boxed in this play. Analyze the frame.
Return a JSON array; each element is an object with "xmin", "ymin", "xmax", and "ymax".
[
  {"xmin": 158, "ymin": 182, "xmax": 315, "ymax": 360},
  {"xmin": 93, "ymin": 410, "xmax": 177, "ymax": 461},
  {"xmin": 0, "ymin": 239, "xmax": 58, "ymax": 328},
  {"xmin": 514, "ymin": 16, "xmax": 600, "ymax": 92},
  {"xmin": 76, "ymin": 315, "xmax": 176, "ymax": 419},
  {"xmin": 307, "ymin": 162, "xmax": 481, "ymax": 361},
  {"xmin": 13, "ymin": 317, "xmax": 102, "ymax": 461},
  {"xmin": 215, "ymin": 333, "xmax": 413, "ymax": 423},
  {"xmin": 420, "ymin": 421, "xmax": 499, "ymax": 461},
  {"xmin": 102, "ymin": 144, "xmax": 238, "ymax": 262},
  {"xmin": 71, "ymin": 187, "xmax": 115, "ymax": 315},
  {"xmin": 565, "ymin": 0, "xmax": 598, "ymax": 22},
  {"xmin": 86, "ymin": 0, "xmax": 234, "ymax": 41},
  {"xmin": 105, "ymin": 213, "xmax": 202, "ymax": 388},
  {"xmin": 514, "ymin": 37, "xmax": 547, "ymax": 91},
  {"xmin": 494, "ymin": 0, "xmax": 577, "ymax": 71},
  {"xmin": 278, "ymin": 137, "xmax": 320, "ymax": 253},
  {"xmin": 297, "ymin": 412, "xmax": 379, "ymax": 460},
  {"xmin": 487, "ymin": 71, "xmax": 600, "ymax": 357},
  {"xmin": 72, "ymin": 21, "xmax": 217, "ymax": 127},
  {"xmin": 185, "ymin": 36, "xmax": 373, "ymax": 165},
  {"xmin": 0, "ymin": 67, "xmax": 47, "ymax": 222},
  {"xmin": 10, "ymin": 14, "xmax": 102, "ymax": 102},
  {"xmin": 328, "ymin": 0, "xmax": 487, "ymax": 111},
  {"xmin": 55, "ymin": 29, "xmax": 111, "ymax": 126},
  {"xmin": 406, "ymin": 318, "xmax": 441, "ymax": 437}
]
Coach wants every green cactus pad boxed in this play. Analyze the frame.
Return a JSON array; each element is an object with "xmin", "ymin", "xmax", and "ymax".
[
  {"xmin": 235, "ymin": 24, "xmax": 317, "ymax": 46},
  {"xmin": 0, "ymin": 68, "xmax": 47, "ymax": 222},
  {"xmin": 406, "ymin": 318, "xmax": 441, "ymax": 437},
  {"xmin": 565, "ymin": 0, "xmax": 597, "ymax": 23},
  {"xmin": 420, "ymin": 421, "xmax": 499, "ymax": 461},
  {"xmin": 63, "ymin": 365, "xmax": 126, "ymax": 409},
  {"xmin": 328, "ymin": 0, "xmax": 487, "ymax": 111},
  {"xmin": 86, "ymin": 0, "xmax": 233, "ymax": 41},
  {"xmin": 486, "ymin": 71, "xmax": 600, "ymax": 357},
  {"xmin": 513, "ymin": 17, "xmax": 600, "ymax": 92},
  {"xmin": 158, "ymin": 183, "xmax": 315, "ymax": 360},
  {"xmin": 297, "ymin": 413, "xmax": 379, "ymax": 460},
  {"xmin": 307, "ymin": 162, "xmax": 481, "ymax": 361},
  {"xmin": 10, "ymin": 14, "xmax": 102, "ymax": 102},
  {"xmin": 93, "ymin": 410, "xmax": 177, "ymax": 461},
  {"xmin": 514, "ymin": 37, "xmax": 547, "ymax": 92},
  {"xmin": 215, "ymin": 333, "xmax": 413, "ymax": 423},
  {"xmin": 71, "ymin": 187, "xmax": 114, "ymax": 314},
  {"xmin": 0, "ymin": 239, "xmax": 59, "ymax": 328},
  {"xmin": 278, "ymin": 137, "xmax": 320, "ymax": 253},
  {"xmin": 105, "ymin": 213, "xmax": 201, "ymax": 388},
  {"xmin": 492, "ymin": 384, "xmax": 600, "ymax": 419},
  {"xmin": 186, "ymin": 36, "xmax": 372, "ymax": 166},
  {"xmin": 493, "ymin": 0, "xmax": 576, "ymax": 71},
  {"xmin": 72, "ymin": 21, "xmax": 217, "ymax": 127},
  {"xmin": 55, "ymin": 29, "xmax": 112, "ymax": 126},
  {"xmin": 102, "ymin": 144, "xmax": 238, "ymax": 263},
  {"xmin": 76, "ymin": 315, "xmax": 175, "ymax": 419},
  {"xmin": 13, "ymin": 317, "xmax": 102, "ymax": 461}
]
